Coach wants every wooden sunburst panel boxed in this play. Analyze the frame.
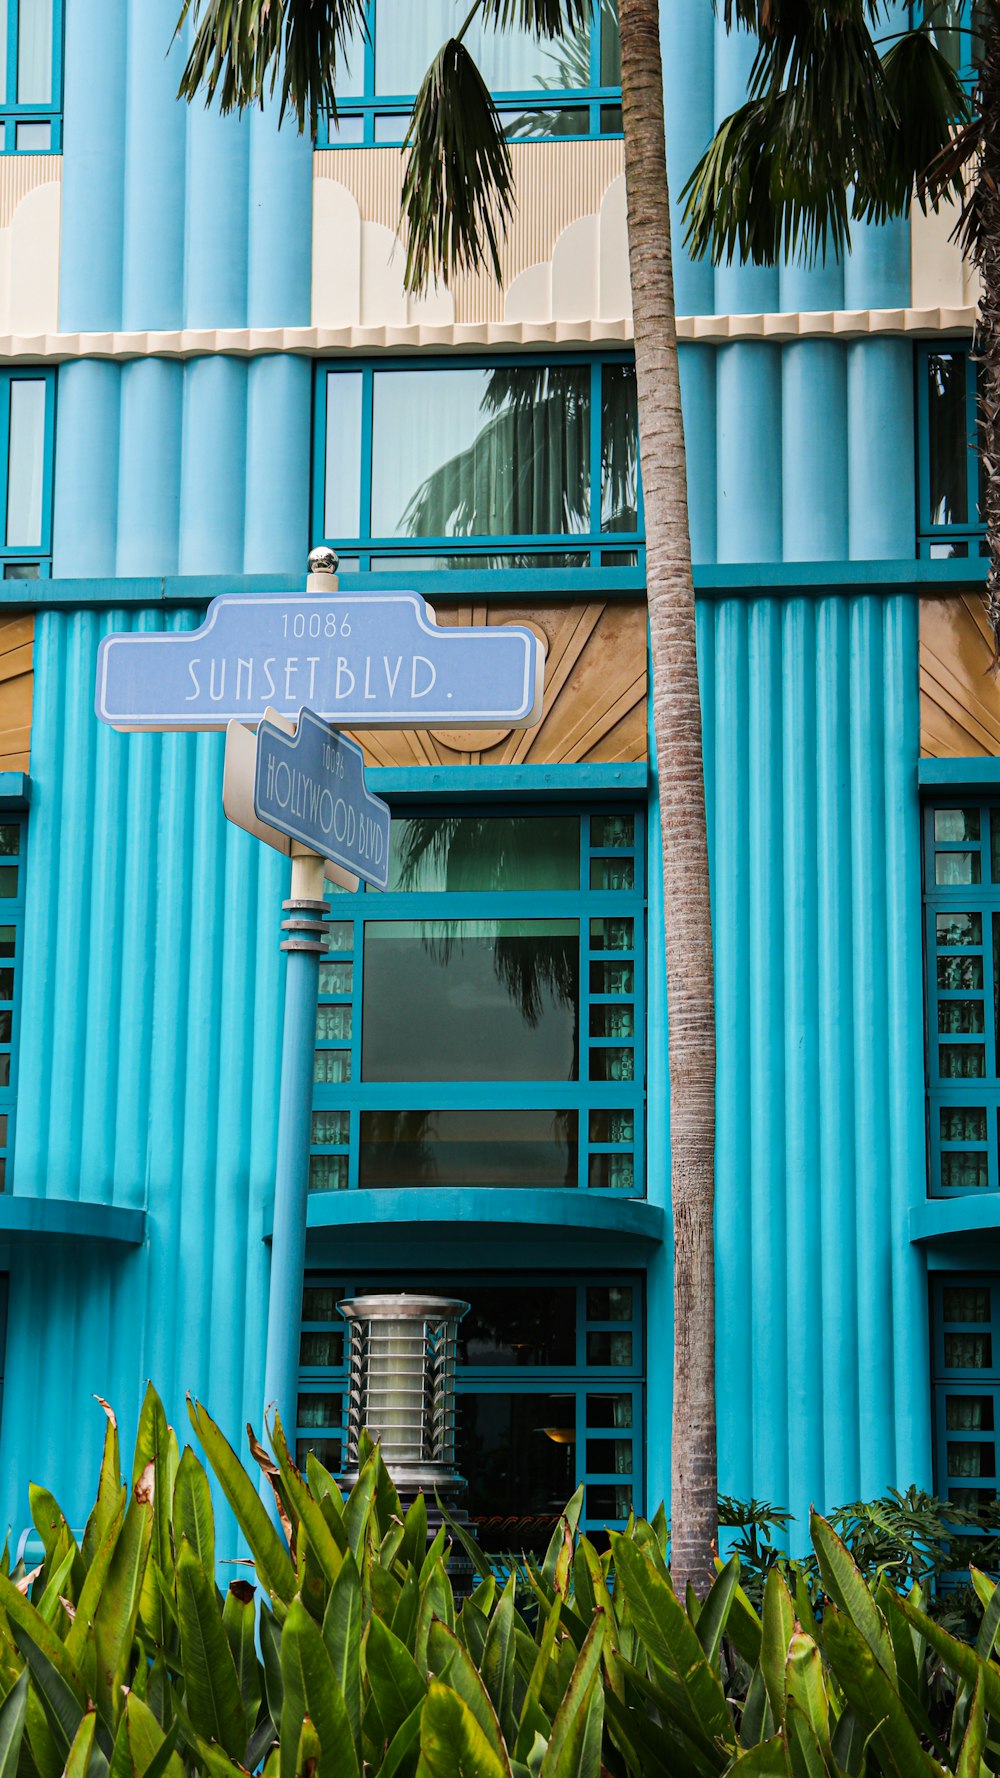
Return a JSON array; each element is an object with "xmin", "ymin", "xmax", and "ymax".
[
  {"xmin": 920, "ymin": 592, "xmax": 1000, "ymax": 757},
  {"xmin": 0, "ymin": 613, "xmax": 32, "ymax": 771},
  {"xmin": 345, "ymin": 600, "xmax": 648, "ymax": 769}
]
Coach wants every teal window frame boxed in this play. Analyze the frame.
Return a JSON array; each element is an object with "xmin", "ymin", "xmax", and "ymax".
[
  {"xmin": 0, "ymin": 0, "xmax": 63, "ymax": 152},
  {"xmin": 316, "ymin": 0, "xmax": 620, "ymax": 146},
  {"xmin": 312, "ymin": 353, "xmax": 643, "ymax": 575},
  {"xmin": 311, "ymin": 804, "xmax": 646, "ymax": 1196},
  {"xmin": 297, "ymin": 1269, "xmax": 645, "ymax": 1545},
  {"xmin": 916, "ymin": 343, "xmax": 984, "ymax": 561},
  {"xmin": 921, "ymin": 799, "xmax": 1000, "ymax": 1196},
  {"xmin": 931, "ymin": 1273, "xmax": 1000, "ymax": 1508},
  {"xmin": 0, "ymin": 814, "xmax": 26, "ymax": 1192},
  {"xmin": 0, "ymin": 369, "xmax": 55, "ymax": 576}
]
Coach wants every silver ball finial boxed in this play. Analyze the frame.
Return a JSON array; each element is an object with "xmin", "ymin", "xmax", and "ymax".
[{"xmin": 308, "ymin": 546, "xmax": 339, "ymax": 574}]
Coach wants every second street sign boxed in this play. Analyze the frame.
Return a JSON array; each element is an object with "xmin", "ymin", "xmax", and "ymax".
[
  {"xmin": 254, "ymin": 708, "xmax": 391, "ymax": 891},
  {"xmin": 95, "ymin": 590, "xmax": 544, "ymax": 732}
]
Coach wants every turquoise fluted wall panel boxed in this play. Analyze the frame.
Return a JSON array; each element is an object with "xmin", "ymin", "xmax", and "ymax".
[{"xmin": 60, "ymin": 0, "xmax": 313, "ymax": 331}]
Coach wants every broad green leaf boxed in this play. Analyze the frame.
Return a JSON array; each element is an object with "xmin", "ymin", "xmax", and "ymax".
[
  {"xmin": 809, "ymin": 1511, "xmax": 895, "ymax": 1682},
  {"xmin": 399, "ymin": 1496, "xmax": 428, "ymax": 1572},
  {"xmin": 108, "ymin": 1695, "xmax": 183, "ymax": 1778},
  {"xmin": 695, "ymin": 1556, "xmax": 740, "ymax": 1667},
  {"xmin": 304, "ymin": 1454, "xmax": 343, "ymax": 1511},
  {"xmin": 369, "ymin": 1446, "xmax": 403, "ymax": 1541},
  {"xmin": 322, "ymin": 1553, "xmax": 361, "ymax": 1746},
  {"xmin": 784, "ymin": 1632, "xmax": 829, "ymax": 1760},
  {"xmin": 603, "ymin": 1688, "xmax": 691, "ymax": 1778},
  {"xmin": 761, "ymin": 1569, "xmax": 795, "ymax": 1729},
  {"xmin": 279, "ymin": 1597, "xmax": 359, "ymax": 1778},
  {"xmin": 820, "ymin": 1608, "xmax": 945, "ymax": 1778},
  {"xmin": 739, "ymin": 1665, "xmax": 773, "ymax": 1750},
  {"xmin": 186, "ymin": 1400, "xmax": 294, "ymax": 1608},
  {"xmin": 513, "ymin": 1605, "xmax": 561, "ymax": 1766},
  {"xmin": 24, "ymin": 1681, "xmax": 61, "ymax": 1778},
  {"xmin": 973, "ymin": 1568, "xmax": 1000, "ymax": 1662},
  {"xmin": 29, "ymin": 1489, "xmax": 70, "ymax": 1572},
  {"xmin": 727, "ymin": 1736, "xmax": 791, "ymax": 1778},
  {"xmin": 0, "ymin": 1573, "xmax": 86, "ymax": 1708},
  {"xmin": 66, "ymin": 1501, "xmax": 125, "ymax": 1670},
  {"xmin": 64, "ymin": 1707, "xmax": 107, "ymax": 1778},
  {"xmin": 82, "ymin": 1404, "xmax": 125, "ymax": 1573},
  {"xmin": 380, "ymin": 1700, "xmax": 423, "ymax": 1778},
  {"xmin": 11, "ymin": 1621, "xmax": 85, "ymax": 1762},
  {"xmin": 259, "ymin": 1604, "xmax": 283, "ymax": 1727},
  {"xmin": 175, "ymin": 1543, "xmax": 246, "ymax": 1759},
  {"xmin": 35, "ymin": 1546, "xmax": 76, "ymax": 1628},
  {"xmin": 785, "ymin": 1698, "xmax": 828, "ymax": 1778},
  {"xmin": 93, "ymin": 1495, "xmax": 153, "ymax": 1729},
  {"xmin": 366, "ymin": 1615, "xmax": 426, "ymax": 1743},
  {"xmin": 270, "ymin": 1416, "xmax": 345, "ymax": 1594},
  {"xmin": 481, "ymin": 1576, "xmax": 517, "ymax": 1745},
  {"xmin": 0, "ymin": 1669, "xmax": 28, "ymax": 1778},
  {"xmin": 712, "ymin": 1561, "xmax": 761, "ymax": 1667},
  {"xmin": 169, "ymin": 1701, "xmax": 249, "ymax": 1778},
  {"xmin": 222, "ymin": 1582, "xmax": 261, "ymax": 1742},
  {"xmin": 956, "ymin": 1671, "xmax": 985, "ymax": 1778},
  {"xmin": 417, "ymin": 1681, "xmax": 509, "ymax": 1778},
  {"xmin": 294, "ymin": 1716, "xmax": 320, "ymax": 1778},
  {"xmin": 538, "ymin": 1612, "xmax": 605, "ymax": 1778},
  {"xmin": 541, "ymin": 1487, "xmax": 583, "ymax": 1598},
  {"xmin": 612, "ymin": 1540, "xmax": 733, "ymax": 1747},
  {"xmin": 132, "ymin": 1386, "xmax": 177, "ymax": 1643},
  {"xmin": 427, "ymin": 1622, "xmax": 508, "ymax": 1762},
  {"xmin": 342, "ymin": 1466, "xmax": 376, "ymax": 1564},
  {"xmin": 434, "ymin": 1496, "xmax": 494, "ymax": 1589},
  {"xmin": 894, "ymin": 1594, "xmax": 1000, "ymax": 1718},
  {"xmin": 173, "ymin": 1449, "xmax": 215, "ymax": 1577},
  {"xmin": 414, "ymin": 1563, "xmax": 454, "ymax": 1675}
]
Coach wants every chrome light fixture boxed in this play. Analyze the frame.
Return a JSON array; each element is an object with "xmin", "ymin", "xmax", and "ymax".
[{"xmin": 337, "ymin": 1293, "xmax": 470, "ymax": 1503}]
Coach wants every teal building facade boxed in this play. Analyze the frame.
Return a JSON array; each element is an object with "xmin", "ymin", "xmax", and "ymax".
[{"xmin": 0, "ymin": 0, "xmax": 986, "ymax": 1553}]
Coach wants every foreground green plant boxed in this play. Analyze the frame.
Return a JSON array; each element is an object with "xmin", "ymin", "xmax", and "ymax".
[{"xmin": 4, "ymin": 1387, "xmax": 1000, "ymax": 1778}]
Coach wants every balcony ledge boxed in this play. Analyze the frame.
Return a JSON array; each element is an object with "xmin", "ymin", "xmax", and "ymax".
[
  {"xmin": 0, "ymin": 1197, "xmax": 145, "ymax": 1244},
  {"xmin": 288, "ymin": 1187, "xmax": 665, "ymax": 1249}
]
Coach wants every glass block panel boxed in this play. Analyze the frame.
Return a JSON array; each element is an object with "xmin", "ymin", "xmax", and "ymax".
[
  {"xmin": 0, "ymin": 827, "xmax": 20, "ymax": 857},
  {"xmin": 319, "ymin": 961, "xmax": 353, "ymax": 995},
  {"xmin": 937, "ymin": 912, "xmax": 982, "ymax": 946},
  {"xmin": 314, "ymin": 1050, "xmax": 352, "ymax": 1084},
  {"xmin": 938, "ymin": 955, "xmax": 984, "ymax": 990},
  {"xmin": 586, "ymin": 1331, "xmax": 632, "ymax": 1366},
  {"xmin": 312, "ymin": 1111, "xmax": 350, "ymax": 1147},
  {"xmin": 316, "ymin": 1004, "xmax": 352, "ymax": 1042},
  {"xmin": 600, "ymin": 102, "xmax": 623, "ymax": 132},
  {"xmin": 590, "ymin": 857, "xmax": 635, "ymax": 892},
  {"xmin": 588, "ymin": 1154, "xmax": 635, "ymax": 1190},
  {"xmin": 0, "ymin": 1012, "xmax": 12, "ymax": 1043},
  {"xmin": 388, "ymin": 815, "xmax": 579, "ymax": 892},
  {"xmin": 590, "ymin": 917, "xmax": 634, "ymax": 951},
  {"xmin": 296, "ymin": 1438, "xmax": 341, "ymax": 1471},
  {"xmin": 944, "ymin": 1286, "xmax": 991, "ymax": 1322},
  {"xmin": 941, "ymin": 1107, "xmax": 988, "ymax": 1142},
  {"xmin": 586, "ymin": 1438, "xmax": 632, "ymax": 1473},
  {"xmin": 0, "ymin": 970, "xmax": 13, "ymax": 1000},
  {"xmin": 589, "ymin": 1109, "xmax": 635, "ymax": 1143},
  {"xmin": 586, "ymin": 1285, "xmax": 633, "ymax": 1321},
  {"xmin": 586, "ymin": 1394, "xmax": 632, "ymax": 1428},
  {"xmin": 308, "ymin": 1156, "xmax": 348, "ymax": 1192},
  {"xmin": 591, "ymin": 815, "xmax": 634, "ymax": 848},
  {"xmin": 0, "ymin": 1056, "xmax": 11, "ymax": 1088},
  {"xmin": 359, "ymin": 1107, "xmax": 578, "ymax": 1188},
  {"xmin": 949, "ymin": 1485, "xmax": 994, "ymax": 1508},
  {"xmin": 586, "ymin": 1484, "xmax": 632, "ymax": 1518},
  {"xmin": 589, "ymin": 1004, "xmax": 634, "ymax": 1038},
  {"xmin": 302, "ymin": 1287, "xmax": 343, "ymax": 1321},
  {"xmin": 297, "ymin": 1392, "xmax": 342, "ymax": 1429},
  {"xmin": 0, "ymin": 868, "xmax": 18, "ymax": 898},
  {"xmin": 940, "ymin": 1043, "xmax": 985, "ymax": 1078},
  {"xmin": 947, "ymin": 1440, "xmax": 995, "ymax": 1477},
  {"xmin": 940, "ymin": 1152, "xmax": 989, "ymax": 1190},
  {"xmin": 935, "ymin": 851, "xmax": 981, "ymax": 885},
  {"xmin": 0, "ymin": 928, "xmax": 15, "ymax": 958},
  {"xmin": 938, "ymin": 1000, "xmax": 985, "ymax": 1033},
  {"xmin": 326, "ymin": 922, "xmax": 354, "ymax": 952},
  {"xmin": 935, "ymin": 809, "xmax": 980, "ymax": 841},
  {"xmin": 944, "ymin": 1333, "xmax": 992, "ymax": 1369},
  {"xmin": 589, "ymin": 1047, "xmax": 634, "ymax": 1082},
  {"xmin": 947, "ymin": 1395, "xmax": 994, "ymax": 1431},
  {"xmin": 299, "ymin": 1331, "xmax": 344, "ymax": 1367},
  {"xmin": 590, "ymin": 960, "xmax": 634, "ymax": 995}
]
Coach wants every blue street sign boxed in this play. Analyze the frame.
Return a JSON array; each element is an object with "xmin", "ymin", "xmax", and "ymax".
[
  {"xmin": 95, "ymin": 590, "xmax": 544, "ymax": 732},
  {"xmin": 254, "ymin": 708, "xmax": 391, "ymax": 890}
]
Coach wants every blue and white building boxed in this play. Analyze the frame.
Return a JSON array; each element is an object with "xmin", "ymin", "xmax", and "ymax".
[{"xmin": 0, "ymin": 0, "xmax": 990, "ymax": 1552}]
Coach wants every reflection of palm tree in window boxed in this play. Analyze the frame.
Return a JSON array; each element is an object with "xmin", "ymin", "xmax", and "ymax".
[{"xmin": 399, "ymin": 362, "xmax": 637, "ymax": 562}]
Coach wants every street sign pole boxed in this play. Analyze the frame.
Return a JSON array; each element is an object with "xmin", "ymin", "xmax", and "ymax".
[{"xmin": 262, "ymin": 843, "xmax": 328, "ymax": 1454}]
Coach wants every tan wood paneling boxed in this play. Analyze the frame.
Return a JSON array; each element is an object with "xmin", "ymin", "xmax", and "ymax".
[
  {"xmin": 920, "ymin": 592, "xmax": 1000, "ymax": 756},
  {"xmin": 0, "ymin": 612, "xmax": 32, "ymax": 771},
  {"xmin": 347, "ymin": 599, "xmax": 646, "ymax": 768}
]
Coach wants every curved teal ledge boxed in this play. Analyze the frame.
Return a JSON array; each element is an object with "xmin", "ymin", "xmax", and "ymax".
[
  {"xmin": 287, "ymin": 1188, "xmax": 665, "ymax": 1248},
  {"xmin": 0, "ymin": 1198, "xmax": 145, "ymax": 1243},
  {"xmin": 910, "ymin": 1197, "xmax": 1000, "ymax": 1247}
]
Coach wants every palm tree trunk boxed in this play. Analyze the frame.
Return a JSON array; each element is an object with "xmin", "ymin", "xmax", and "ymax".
[
  {"xmin": 618, "ymin": 0, "xmax": 718, "ymax": 1597},
  {"xmin": 978, "ymin": 13, "xmax": 1000, "ymax": 643}
]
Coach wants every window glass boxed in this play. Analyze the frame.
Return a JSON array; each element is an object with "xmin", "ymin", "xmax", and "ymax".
[
  {"xmin": 373, "ymin": 0, "xmax": 591, "ymax": 95},
  {"xmin": 324, "ymin": 371, "xmax": 362, "ymax": 541},
  {"xmin": 388, "ymin": 815, "xmax": 580, "ymax": 892},
  {"xmin": 927, "ymin": 352, "xmax": 969, "ymax": 526},
  {"xmin": 17, "ymin": 0, "xmax": 52, "ymax": 102},
  {"xmin": 6, "ymin": 378, "xmax": 45, "ymax": 547},
  {"xmin": 359, "ymin": 1108, "xmax": 578, "ymax": 1188}
]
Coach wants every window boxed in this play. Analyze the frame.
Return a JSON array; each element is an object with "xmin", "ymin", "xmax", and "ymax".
[
  {"xmin": 298, "ymin": 1272, "xmax": 643, "ymax": 1550},
  {"xmin": 0, "ymin": 372, "xmax": 54, "ymax": 576},
  {"xmin": 917, "ymin": 345, "xmax": 985, "ymax": 560},
  {"xmin": 932, "ymin": 1274, "xmax": 1000, "ymax": 1508},
  {"xmin": 913, "ymin": 2, "xmax": 979, "ymax": 87},
  {"xmin": 0, "ymin": 0, "xmax": 61, "ymax": 151},
  {"xmin": 311, "ymin": 808, "xmax": 644, "ymax": 1194},
  {"xmin": 314, "ymin": 356, "xmax": 641, "ymax": 572},
  {"xmin": 319, "ymin": 0, "xmax": 620, "ymax": 146},
  {"xmin": 0, "ymin": 817, "xmax": 25, "ymax": 1191}
]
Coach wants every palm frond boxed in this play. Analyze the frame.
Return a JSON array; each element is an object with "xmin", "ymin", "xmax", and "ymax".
[
  {"xmin": 175, "ymin": 0, "xmax": 367, "ymax": 135},
  {"xmin": 402, "ymin": 38, "xmax": 514, "ymax": 292},
  {"xmin": 856, "ymin": 28, "xmax": 973, "ymax": 223},
  {"xmin": 477, "ymin": 0, "xmax": 589, "ymax": 36}
]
